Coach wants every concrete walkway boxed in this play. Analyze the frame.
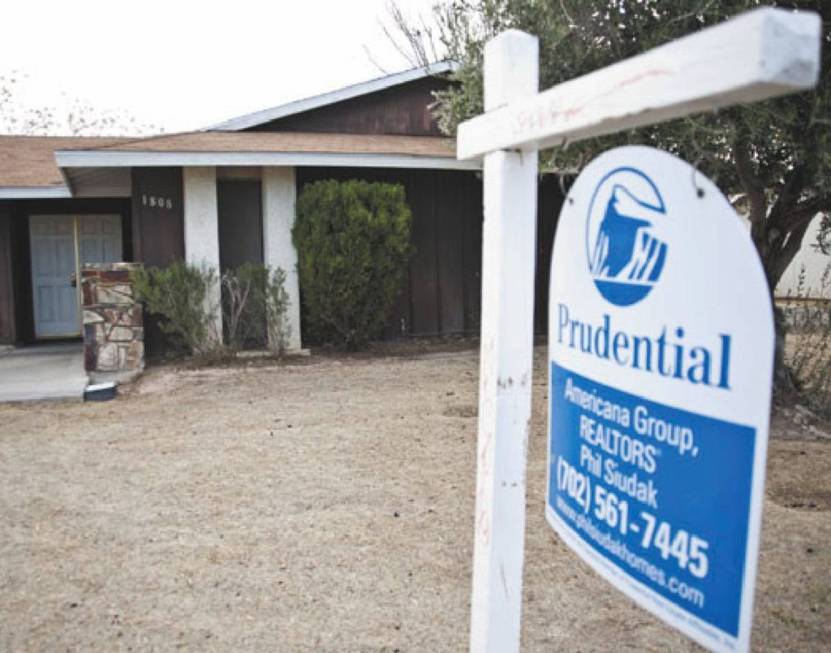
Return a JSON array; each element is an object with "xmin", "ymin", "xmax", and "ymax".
[{"xmin": 0, "ymin": 343, "xmax": 88, "ymax": 402}]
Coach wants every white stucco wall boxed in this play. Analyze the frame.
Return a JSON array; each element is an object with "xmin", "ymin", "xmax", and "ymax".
[
  {"xmin": 262, "ymin": 167, "xmax": 302, "ymax": 351},
  {"xmin": 183, "ymin": 166, "xmax": 223, "ymax": 342},
  {"xmin": 775, "ymin": 213, "xmax": 830, "ymax": 299},
  {"xmin": 737, "ymin": 211, "xmax": 830, "ymax": 299}
]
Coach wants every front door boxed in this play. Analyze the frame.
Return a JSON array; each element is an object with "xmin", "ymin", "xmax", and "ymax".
[
  {"xmin": 78, "ymin": 215, "xmax": 122, "ymax": 269},
  {"xmin": 30, "ymin": 215, "xmax": 122, "ymax": 338}
]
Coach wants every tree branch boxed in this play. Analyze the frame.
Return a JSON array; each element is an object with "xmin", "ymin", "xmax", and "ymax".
[
  {"xmin": 733, "ymin": 135, "xmax": 767, "ymax": 248},
  {"xmin": 768, "ymin": 218, "xmax": 812, "ymax": 289},
  {"xmin": 777, "ymin": 196, "xmax": 831, "ymax": 235},
  {"xmin": 768, "ymin": 164, "xmax": 806, "ymax": 226}
]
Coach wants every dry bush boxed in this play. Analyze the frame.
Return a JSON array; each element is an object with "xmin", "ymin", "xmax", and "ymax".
[
  {"xmin": 221, "ymin": 264, "xmax": 291, "ymax": 356},
  {"xmin": 135, "ymin": 262, "xmax": 290, "ymax": 364},
  {"xmin": 783, "ymin": 263, "xmax": 831, "ymax": 414}
]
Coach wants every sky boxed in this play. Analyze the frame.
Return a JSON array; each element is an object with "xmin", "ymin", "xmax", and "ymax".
[{"xmin": 0, "ymin": 0, "xmax": 440, "ymax": 134}]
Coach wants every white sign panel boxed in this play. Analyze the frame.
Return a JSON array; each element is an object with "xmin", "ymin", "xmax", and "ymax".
[{"xmin": 547, "ymin": 146, "xmax": 773, "ymax": 652}]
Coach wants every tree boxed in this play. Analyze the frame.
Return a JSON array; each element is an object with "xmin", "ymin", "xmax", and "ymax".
[
  {"xmin": 389, "ymin": 0, "xmax": 830, "ymax": 388},
  {"xmin": 293, "ymin": 179, "xmax": 412, "ymax": 350},
  {"xmin": 0, "ymin": 71, "xmax": 159, "ymax": 136}
]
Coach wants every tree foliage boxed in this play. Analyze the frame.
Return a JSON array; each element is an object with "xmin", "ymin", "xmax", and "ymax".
[
  {"xmin": 293, "ymin": 180, "xmax": 412, "ymax": 349},
  {"xmin": 396, "ymin": 0, "xmax": 831, "ymax": 294}
]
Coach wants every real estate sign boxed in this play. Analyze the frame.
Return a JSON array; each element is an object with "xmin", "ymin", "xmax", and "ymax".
[{"xmin": 546, "ymin": 145, "xmax": 774, "ymax": 652}]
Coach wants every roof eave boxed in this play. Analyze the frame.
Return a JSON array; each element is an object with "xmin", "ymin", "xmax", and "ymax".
[
  {"xmin": 54, "ymin": 148, "xmax": 480, "ymax": 171},
  {"xmin": 0, "ymin": 186, "xmax": 72, "ymax": 199}
]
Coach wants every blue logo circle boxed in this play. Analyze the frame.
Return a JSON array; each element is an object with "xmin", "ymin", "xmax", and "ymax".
[{"xmin": 586, "ymin": 167, "xmax": 667, "ymax": 307}]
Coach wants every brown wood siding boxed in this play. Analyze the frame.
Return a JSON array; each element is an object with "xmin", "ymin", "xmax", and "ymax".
[
  {"xmin": 435, "ymin": 172, "xmax": 466, "ymax": 334},
  {"xmin": 10, "ymin": 213, "xmax": 32, "ymax": 343},
  {"xmin": 535, "ymin": 175, "xmax": 562, "ymax": 335},
  {"xmin": 0, "ymin": 206, "xmax": 15, "ymax": 343},
  {"xmin": 131, "ymin": 167, "xmax": 184, "ymax": 267},
  {"xmin": 296, "ymin": 168, "xmax": 563, "ymax": 341},
  {"xmin": 130, "ymin": 168, "xmax": 184, "ymax": 357},
  {"xmin": 407, "ymin": 172, "xmax": 441, "ymax": 334},
  {"xmin": 217, "ymin": 180, "xmax": 263, "ymax": 271},
  {"xmin": 248, "ymin": 77, "xmax": 452, "ymax": 136},
  {"xmin": 462, "ymin": 175, "xmax": 484, "ymax": 334}
]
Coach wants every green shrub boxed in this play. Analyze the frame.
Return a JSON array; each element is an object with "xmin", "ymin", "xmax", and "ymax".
[
  {"xmin": 222, "ymin": 263, "xmax": 291, "ymax": 355},
  {"xmin": 132, "ymin": 261, "xmax": 220, "ymax": 356},
  {"xmin": 293, "ymin": 179, "xmax": 412, "ymax": 349},
  {"xmin": 264, "ymin": 266, "xmax": 292, "ymax": 355}
]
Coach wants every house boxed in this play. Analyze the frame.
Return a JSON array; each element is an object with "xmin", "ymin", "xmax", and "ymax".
[
  {"xmin": 0, "ymin": 62, "xmax": 563, "ymax": 353},
  {"xmin": 1, "ymin": 63, "xmax": 822, "ymax": 353}
]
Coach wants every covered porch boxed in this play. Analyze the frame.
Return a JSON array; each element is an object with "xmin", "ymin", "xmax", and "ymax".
[{"xmin": 53, "ymin": 131, "xmax": 482, "ymax": 352}]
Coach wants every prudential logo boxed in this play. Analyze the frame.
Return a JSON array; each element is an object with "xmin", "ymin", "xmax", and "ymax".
[{"xmin": 586, "ymin": 167, "xmax": 668, "ymax": 307}]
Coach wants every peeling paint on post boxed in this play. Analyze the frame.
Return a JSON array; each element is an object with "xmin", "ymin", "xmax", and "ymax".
[{"xmin": 468, "ymin": 29, "xmax": 539, "ymax": 653}]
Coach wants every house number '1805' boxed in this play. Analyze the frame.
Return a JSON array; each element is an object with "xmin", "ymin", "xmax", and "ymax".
[{"xmin": 142, "ymin": 194, "xmax": 173, "ymax": 209}]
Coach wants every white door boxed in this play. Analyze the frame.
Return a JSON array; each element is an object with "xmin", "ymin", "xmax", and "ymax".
[
  {"xmin": 30, "ymin": 216, "xmax": 79, "ymax": 337},
  {"xmin": 29, "ymin": 215, "xmax": 123, "ymax": 339},
  {"xmin": 78, "ymin": 215, "xmax": 122, "ymax": 267}
]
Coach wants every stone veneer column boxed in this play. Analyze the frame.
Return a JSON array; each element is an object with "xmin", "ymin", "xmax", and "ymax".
[
  {"xmin": 82, "ymin": 262, "xmax": 144, "ymax": 381},
  {"xmin": 183, "ymin": 166, "xmax": 223, "ymax": 344},
  {"xmin": 262, "ymin": 167, "xmax": 302, "ymax": 351}
]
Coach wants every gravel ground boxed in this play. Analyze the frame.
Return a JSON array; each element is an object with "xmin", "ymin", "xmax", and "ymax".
[{"xmin": 0, "ymin": 345, "xmax": 828, "ymax": 652}]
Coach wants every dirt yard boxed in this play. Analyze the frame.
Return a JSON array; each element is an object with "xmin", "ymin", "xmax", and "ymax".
[{"xmin": 0, "ymin": 345, "xmax": 828, "ymax": 652}]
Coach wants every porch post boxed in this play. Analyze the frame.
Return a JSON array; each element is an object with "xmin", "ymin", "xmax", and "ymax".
[
  {"xmin": 183, "ymin": 166, "xmax": 223, "ymax": 345},
  {"xmin": 262, "ymin": 167, "xmax": 302, "ymax": 352}
]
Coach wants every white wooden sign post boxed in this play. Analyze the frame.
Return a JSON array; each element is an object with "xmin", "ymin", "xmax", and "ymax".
[
  {"xmin": 468, "ymin": 31, "xmax": 539, "ymax": 653},
  {"xmin": 458, "ymin": 8, "xmax": 821, "ymax": 653}
]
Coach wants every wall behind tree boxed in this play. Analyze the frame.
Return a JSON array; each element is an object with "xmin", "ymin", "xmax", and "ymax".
[{"xmin": 775, "ymin": 214, "xmax": 830, "ymax": 299}]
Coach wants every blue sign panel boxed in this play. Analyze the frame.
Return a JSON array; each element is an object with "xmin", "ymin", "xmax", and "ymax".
[
  {"xmin": 547, "ymin": 147, "xmax": 773, "ymax": 653},
  {"xmin": 549, "ymin": 362, "xmax": 754, "ymax": 635}
]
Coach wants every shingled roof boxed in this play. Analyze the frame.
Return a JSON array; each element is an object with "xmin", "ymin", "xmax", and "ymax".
[
  {"xmin": 58, "ymin": 131, "xmax": 456, "ymax": 157},
  {"xmin": 0, "ymin": 136, "xmax": 128, "ymax": 195},
  {"xmin": 0, "ymin": 63, "xmax": 467, "ymax": 199}
]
